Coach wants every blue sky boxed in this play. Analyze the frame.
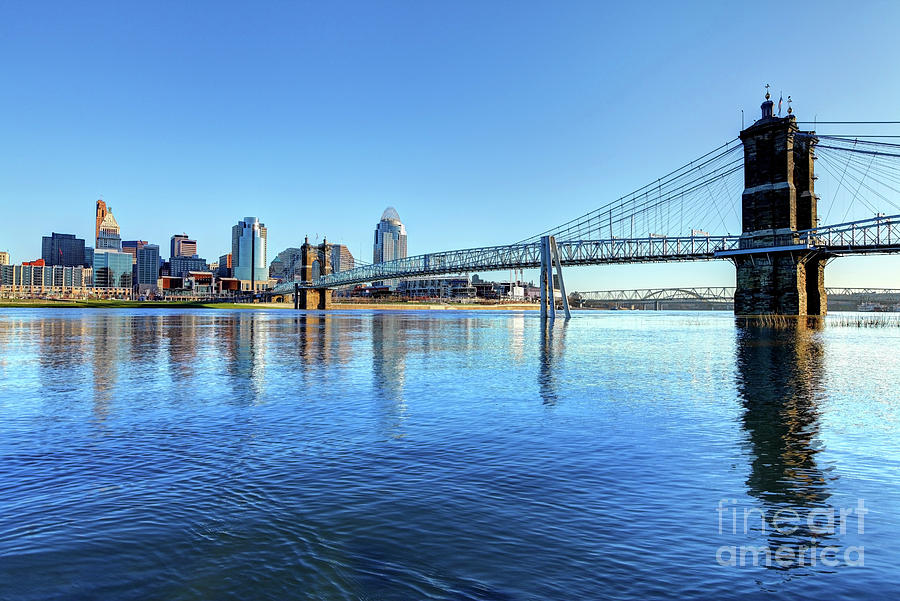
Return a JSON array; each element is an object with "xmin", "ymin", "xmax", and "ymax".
[{"xmin": 3, "ymin": 0, "xmax": 900, "ymax": 290}]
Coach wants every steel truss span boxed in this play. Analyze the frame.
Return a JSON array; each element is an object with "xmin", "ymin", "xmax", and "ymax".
[
  {"xmin": 576, "ymin": 287, "xmax": 900, "ymax": 303},
  {"xmin": 799, "ymin": 214, "xmax": 900, "ymax": 254},
  {"xmin": 272, "ymin": 214, "xmax": 900, "ymax": 294},
  {"xmin": 273, "ymin": 235, "xmax": 741, "ymax": 293}
]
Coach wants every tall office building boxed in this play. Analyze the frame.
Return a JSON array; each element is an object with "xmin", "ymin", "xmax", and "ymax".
[
  {"xmin": 0, "ymin": 251, "xmax": 9, "ymax": 266},
  {"xmin": 170, "ymin": 234, "xmax": 197, "ymax": 259},
  {"xmin": 217, "ymin": 253, "xmax": 232, "ymax": 277},
  {"xmin": 122, "ymin": 240, "xmax": 148, "ymax": 264},
  {"xmin": 41, "ymin": 233, "xmax": 86, "ymax": 267},
  {"xmin": 83, "ymin": 247, "xmax": 94, "ymax": 268},
  {"xmin": 331, "ymin": 244, "xmax": 355, "ymax": 273},
  {"xmin": 373, "ymin": 207, "xmax": 407, "ymax": 264},
  {"xmin": 136, "ymin": 244, "xmax": 160, "ymax": 288},
  {"xmin": 231, "ymin": 217, "xmax": 267, "ymax": 290},
  {"xmin": 95, "ymin": 199, "xmax": 107, "ymax": 243},
  {"xmin": 93, "ymin": 249, "xmax": 133, "ymax": 288},
  {"xmin": 268, "ymin": 247, "xmax": 303, "ymax": 281},
  {"xmin": 96, "ymin": 207, "xmax": 122, "ymax": 250}
]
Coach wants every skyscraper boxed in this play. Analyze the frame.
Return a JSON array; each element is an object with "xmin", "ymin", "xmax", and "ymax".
[
  {"xmin": 268, "ymin": 247, "xmax": 302, "ymax": 282},
  {"xmin": 122, "ymin": 240, "xmax": 148, "ymax": 264},
  {"xmin": 136, "ymin": 244, "xmax": 160, "ymax": 289},
  {"xmin": 170, "ymin": 234, "xmax": 197, "ymax": 259},
  {"xmin": 217, "ymin": 253, "xmax": 232, "ymax": 277},
  {"xmin": 0, "ymin": 251, "xmax": 9, "ymax": 266},
  {"xmin": 95, "ymin": 199, "xmax": 107, "ymax": 243},
  {"xmin": 41, "ymin": 233, "xmax": 86, "ymax": 267},
  {"xmin": 331, "ymin": 244, "xmax": 355, "ymax": 273},
  {"xmin": 373, "ymin": 207, "xmax": 407, "ymax": 263},
  {"xmin": 96, "ymin": 207, "xmax": 122, "ymax": 250},
  {"xmin": 231, "ymin": 217, "xmax": 267, "ymax": 290},
  {"xmin": 93, "ymin": 249, "xmax": 133, "ymax": 288}
]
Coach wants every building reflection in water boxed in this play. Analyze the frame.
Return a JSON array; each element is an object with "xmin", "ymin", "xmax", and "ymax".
[
  {"xmin": 217, "ymin": 311, "xmax": 268, "ymax": 405},
  {"xmin": 734, "ymin": 323, "xmax": 834, "ymax": 568},
  {"xmin": 372, "ymin": 314, "xmax": 409, "ymax": 439},
  {"xmin": 539, "ymin": 320, "xmax": 567, "ymax": 406},
  {"xmin": 90, "ymin": 314, "xmax": 127, "ymax": 423},
  {"xmin": 507, "ymin": 313, "xmax": 526, "ymax": 363}
]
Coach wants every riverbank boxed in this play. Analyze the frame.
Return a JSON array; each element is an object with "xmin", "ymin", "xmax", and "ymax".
[
  {"xmin": 0, "ymin": 299, "xmax": 254, "ymax": 309},
  {"xmin": 332, "ymin": 302, "xmax": 538, "ymax": 311},
  {"xmin": 0, "ymin": 299, "xmax": 540, "ymax": 311}
]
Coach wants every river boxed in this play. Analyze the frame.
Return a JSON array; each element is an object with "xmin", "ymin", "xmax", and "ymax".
[{"xmin": 1, "ymin": 309, "xmax": 898, "ymax": 599}]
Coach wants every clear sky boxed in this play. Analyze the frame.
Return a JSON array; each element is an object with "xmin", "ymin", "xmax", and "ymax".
[{"xmin": 3, "ymin": 0, "xmax": 900, "ymax": 290}]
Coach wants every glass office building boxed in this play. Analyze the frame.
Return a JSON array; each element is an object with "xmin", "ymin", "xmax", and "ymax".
[
  {"xmin": 122, "ymin": 240, "xmax": 148, "ymax": 264},
  {"xmin": 136, "ymin": 244, "xmax": 160, "ymax": 286},
  {"xmin": 93, "ymin": 249, "xmax": 133, "ymax": 288},
  {"xmin": 41, "ymin": 233, "xmax": 87, "ymax": 267},
  {"xmin": 231, "ymin": 217, "xmax": 268, "ymax": 289},
  {"xmin": 373, "ymin": 207, "xmax": 407, "ymax": 264},
  {"xmin": 373, "ymin": 207, "xmax": 407, "ymax": 288}
]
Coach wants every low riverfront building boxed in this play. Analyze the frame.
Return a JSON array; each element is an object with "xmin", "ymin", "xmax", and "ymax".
[{"xmin": 0, "ymin": 263, "xmax": 131, "ymax": 299}]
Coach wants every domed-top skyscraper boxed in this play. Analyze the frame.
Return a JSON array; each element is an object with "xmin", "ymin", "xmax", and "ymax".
[{"xmin": 373, "ymin": 206, "xmax": 407, "ymax": 264}]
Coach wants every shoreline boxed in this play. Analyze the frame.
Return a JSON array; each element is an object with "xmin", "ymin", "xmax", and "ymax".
[{"xmin": 0, "ymin": 299, "xmax": 540, "ymax": 311}]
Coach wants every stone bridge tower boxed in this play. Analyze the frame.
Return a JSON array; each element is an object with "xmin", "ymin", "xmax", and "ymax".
[
  {"xmin": 294, "ymin": 237, "xmax": 333, "ymax": 310},
  {"xmin": 733, "ymin": 92, "xmax": 826, "ymax": 316}
]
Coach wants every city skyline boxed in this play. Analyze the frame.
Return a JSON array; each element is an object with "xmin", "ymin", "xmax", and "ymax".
[{"xmin": 3, "ymin": 1, "xmax": 900, "ymax": 290}]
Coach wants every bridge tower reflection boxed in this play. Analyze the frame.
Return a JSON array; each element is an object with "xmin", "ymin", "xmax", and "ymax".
[{"xmin": 734, "ymin": 323, "xmax": 834, "ymax": 565}]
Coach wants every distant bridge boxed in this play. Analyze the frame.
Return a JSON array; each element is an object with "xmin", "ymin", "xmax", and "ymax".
[{"xmin": 574, "ymin": 287, "xmax": 900, "ymax": 309}]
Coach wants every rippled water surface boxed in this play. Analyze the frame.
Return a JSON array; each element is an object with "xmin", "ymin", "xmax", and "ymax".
[{"xmin": 1, "ymin": 309, "xmax": 900, "ymax": 600}]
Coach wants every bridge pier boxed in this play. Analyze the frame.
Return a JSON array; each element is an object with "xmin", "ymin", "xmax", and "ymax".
[
  {"xmin": 730, "ymin": 92, "xmax": 827, "ymax": 317},
  {"xmin": 295, "ymin": 287, "xmax": 332, "ymax": 310},
  {"xmin": 734, "ymin": 252, "xmax": 826, "ymax": 316},
  {"xmin": 294, "ymin": 237, "xmax": 334, "ymax": 310},
  {"xmin": 539, "ymin": 235, "xmax": 571, "ymax": 320}
]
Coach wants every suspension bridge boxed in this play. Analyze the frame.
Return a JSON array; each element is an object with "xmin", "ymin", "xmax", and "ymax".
[{"xmin": 275, "ymin": 92, "xmax": 900, "ymax": 317}]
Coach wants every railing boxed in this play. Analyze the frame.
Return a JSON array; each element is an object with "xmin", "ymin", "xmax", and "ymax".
[
  {"xmin": 271, "ymin": 214, "xmax": 900, "ymax": 293},
  {"xmin": 273, "ymin": 234, "xmax": 740, "ymax": 292},
  {"xmin": 798, "ymin": 213, "xmax": 900, "ymax": 250}
]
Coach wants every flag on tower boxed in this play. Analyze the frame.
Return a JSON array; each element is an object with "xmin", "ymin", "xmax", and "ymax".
[{"xmin": 778, "ymin": 93, "xmax": 783, "ymax": 116}]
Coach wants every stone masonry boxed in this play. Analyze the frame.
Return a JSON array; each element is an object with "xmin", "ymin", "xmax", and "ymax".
[
  {"xmin": 294, "ymin": 238, "xmax": 333, "ymax": 310},
  {"xmin": 734, "ymin": 94, "xmax": 826, "ymax": 316}
]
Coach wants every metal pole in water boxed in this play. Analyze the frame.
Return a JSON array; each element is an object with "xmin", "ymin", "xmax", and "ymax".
[
  {"xmin": 545, "ymin": 237, "xmax": 556, "ymax": 320},
  {"xmin": 549, "ymin": 236, "xmax": 571, "ymax": 319},
  {"xmin": 540, "ymin": 236, "xmax": 549, "ymax": 321}
]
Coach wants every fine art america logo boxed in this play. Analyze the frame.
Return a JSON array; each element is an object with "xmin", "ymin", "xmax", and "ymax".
[{"xmin": 715, "ymin": 499, "xmax": 867, "ymax": 568}]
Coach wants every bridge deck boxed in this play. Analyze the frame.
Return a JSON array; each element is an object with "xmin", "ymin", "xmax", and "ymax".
[{"xmin": 273, "ymin": 214, "xmax": 900, "ymax": 293}]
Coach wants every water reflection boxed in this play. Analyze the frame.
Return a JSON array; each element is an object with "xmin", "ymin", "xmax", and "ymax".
[
  {"xmin": 372, "ymin": 314, "xmax": 410, "ymax": 439},
  {"xmin": 217, "ymin": 312, "xmax": 275, "ymax": 404},
  {"xmin": 539, "ymin": 321, "xmax": 568, "ymax": 406},
  {"xmin": 4, "ymin": 309, "xmax": 898, "ymax": 599},
  {"xmin": 90, "ymin": 315, "xmax": 124, "ymax": 422},
  {"xmin": 734, "ymin": 324, "xmax": 834, "ymax": 568}
]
